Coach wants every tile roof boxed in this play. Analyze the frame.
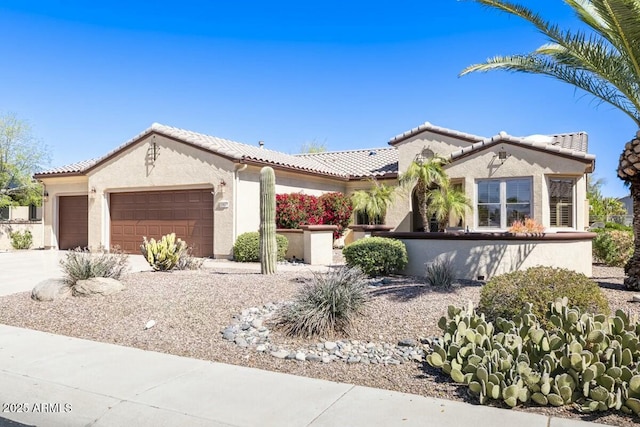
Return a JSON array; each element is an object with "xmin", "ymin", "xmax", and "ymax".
[
  {"xmin": 296, "ymin": 147, "xmax": 398, "ymax": 177},
  {"xmin": 35, "ymin": 158, "xmax": 99, "ymax": 176},
  {"xmin": 37, "ymin": 124, "xmax": 347, "ymax": 178},
  {"xmin": 449, "ymin": 131, "xmax": 595, "ymax": 171},
  {"xmin": 549, "ymin": 132, "xmax": 588, "ymax": 152},
  {"xmin": 35, "ymin": 122, "xmax": 592, "ymax": 178},
  {"xmin": 388, "ymin": 121, "xmax": 485, "ymax": 145}
]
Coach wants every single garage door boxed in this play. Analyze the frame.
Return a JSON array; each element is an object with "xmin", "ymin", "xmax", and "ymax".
[
  {"xmin": 110, "ymin": 189, "xmax": 214, "ymax": 257},
  {"xmin": 59, "ymin": 195, "xmax": 89, "ymax": 250}
]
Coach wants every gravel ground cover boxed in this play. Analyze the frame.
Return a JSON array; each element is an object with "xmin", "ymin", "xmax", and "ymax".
[{"xmin": 0, "ymin": 260, "xmax": 638, "ymax": 426}]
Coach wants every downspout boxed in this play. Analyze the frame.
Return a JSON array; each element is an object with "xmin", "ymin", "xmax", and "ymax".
[{"xmin": 233, "ymin": 163, "xmax": 248, "ymax": 242}]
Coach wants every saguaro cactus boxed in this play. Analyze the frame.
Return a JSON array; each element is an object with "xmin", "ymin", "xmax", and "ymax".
[{"xmin": 260, "ymin": 166, "xmax": 277, "ymax": 274}]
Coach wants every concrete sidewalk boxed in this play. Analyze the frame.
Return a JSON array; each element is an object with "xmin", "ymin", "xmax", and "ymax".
[{"xmin": 0, "ymin": 325, "xmax": 610, "ymax": 427}]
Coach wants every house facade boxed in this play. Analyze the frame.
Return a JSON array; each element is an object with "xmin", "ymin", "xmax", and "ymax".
[{"xmin": 34, "ymin": 122, "xmax": 595, "ymax": 258}]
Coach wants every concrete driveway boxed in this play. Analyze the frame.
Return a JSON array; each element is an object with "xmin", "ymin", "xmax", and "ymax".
[{"xmin": 0, "ymin": 250, "xmax": 152, "ymax": 297}]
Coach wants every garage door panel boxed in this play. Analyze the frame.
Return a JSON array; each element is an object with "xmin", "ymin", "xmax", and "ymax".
[
  {"xmin": 110, "ymin": 189, "xmax": 213, "ymax": 257},
  {"xmin": 59, "ymin": 195, "xmax": 88, "ymax": 250}
]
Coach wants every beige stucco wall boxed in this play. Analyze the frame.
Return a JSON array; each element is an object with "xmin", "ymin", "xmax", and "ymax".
[
  {"xmin": 235, "ymin": 165, "xmax": 346, "ymax": 238},
  {"xmin": 0, "ymin": 222, "xmax": 44, "ymax": 250},
  {"xmin": 86, "ymin": 134, "xmax": 235, "ymax": 257},
  {"xmin": 397, "ymin": 236, "xmax": 593, "ymax": 279},
  {"xmin": 390, "ymin": 134, "xmax": 590, "ymax": 232},
  {"xmin": 39, "ymin": 176, "xmax": 89, "ymax": 249}
]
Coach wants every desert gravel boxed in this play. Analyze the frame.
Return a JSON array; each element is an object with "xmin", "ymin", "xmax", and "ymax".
[{"xmin": 0, "ymin": 262, "xmax": 638, "ymax": 427}]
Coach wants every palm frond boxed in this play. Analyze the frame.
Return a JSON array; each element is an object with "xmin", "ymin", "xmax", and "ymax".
[{"xmin": 462, "ymin": 0, "xmax": 640, "ymax": 126}]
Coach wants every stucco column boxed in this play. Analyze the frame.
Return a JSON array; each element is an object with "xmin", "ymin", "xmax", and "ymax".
[{"xmin": 300, "ymin": 225, "xmax": 338, "ymax": 265}]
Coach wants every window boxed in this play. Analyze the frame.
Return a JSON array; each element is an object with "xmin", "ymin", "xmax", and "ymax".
[
  {"xmin": 549, "ymin": 178, "xmax": 574, "ymax": 227},
  {"xmin": 0, "ymin": 207, "xmax": 8, "ymax": 221},
  {"xmin": 355, "ymin": 211, "xmax": 383, "ymax": 225},
  {"xmin": 477, "ymin": 178, "xmax": 531, "ymax": 228}
]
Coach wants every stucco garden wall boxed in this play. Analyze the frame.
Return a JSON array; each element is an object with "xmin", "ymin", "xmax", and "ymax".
[
  {"xmin": 374, "ymin": 231, "xmax": 594, "ymax": 280},
  {"xmin": 0, "ymin": 221, "xmax": 44, "ymax": 250}
]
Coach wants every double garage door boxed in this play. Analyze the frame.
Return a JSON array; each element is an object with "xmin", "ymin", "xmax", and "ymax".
[
  {"xmin": 110, "ymin": 189, "xmax": 214, "ymax": 257},
  {"xmin": 57, "ymin": 189, "xmax": 214, "ymax": 257}
]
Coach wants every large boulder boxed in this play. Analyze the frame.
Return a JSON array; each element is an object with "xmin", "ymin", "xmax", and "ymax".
[
  {"xmin": 31, "ymin": 279, "xmax": 72, "ymax": 302},
  {"xmin": 73, "ymin": 277, "xmax": 125, "ymax": 297}
]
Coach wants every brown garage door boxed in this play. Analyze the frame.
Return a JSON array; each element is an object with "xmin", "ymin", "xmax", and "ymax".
[
  {"xmin": 110, "ymin": 189, "xmax": 213, "ymax": 257},
  {"xmin": 59, "ymin": 195, "xmax": 89, "ymax": 250}
]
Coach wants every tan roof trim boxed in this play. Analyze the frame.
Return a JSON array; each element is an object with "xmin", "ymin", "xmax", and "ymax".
[
  {"xmin": 237, "ymin": 159, "xmax": 350, "ymax": 181},
  {"xmin": 388, "ymin": 122, "xmax": 485, "ymax": 146},
  {"xmin": 448, "ymin": 132, "xmax": 595, "ymax": 172}
]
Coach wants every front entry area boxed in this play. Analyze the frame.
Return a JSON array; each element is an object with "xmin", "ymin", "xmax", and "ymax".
[{"xmin": 109, "ymin": 189, "xmax": 214, "ymax": 257}]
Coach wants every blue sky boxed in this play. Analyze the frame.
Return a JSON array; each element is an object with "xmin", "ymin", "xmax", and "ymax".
[{"xmin": 0, "ymin": 0, "xmax": 633, "ymax": 197}]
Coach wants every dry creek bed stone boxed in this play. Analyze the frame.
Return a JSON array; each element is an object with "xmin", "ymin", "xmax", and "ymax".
[{"xmin": 221, "ymin": 302, "xmax": 438, "ymax": 365}]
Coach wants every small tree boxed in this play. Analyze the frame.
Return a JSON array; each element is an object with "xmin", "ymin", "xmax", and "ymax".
[
  {"xmin": 426, "ymin": 182, "xmax": 471, "ymax": 231},
  {"xmin": 0, "ymin": 113, "xmax": 50, "ymax": 208},
  {"xmin": 399, "ymin": 155, "xmax": 449, "ymax": 231},
  {"xmin": 351, "ymin": 180, "xmax": 396, "ymax": 225}
]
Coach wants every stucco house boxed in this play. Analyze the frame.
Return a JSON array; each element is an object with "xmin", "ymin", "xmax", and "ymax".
[{"xmin": 34, "ymin": 122, "xmax": 595, "ymax": 258}]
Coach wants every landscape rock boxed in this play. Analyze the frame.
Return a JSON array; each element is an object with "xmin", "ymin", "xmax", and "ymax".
[
  {"xmin": 73, "ymin": 277, "xmax": 125, "ymax": 297},
  {"xmin": 223, "ymin": 302, "xmax": 427, "ymax": 366},
  {"xmin": 270, "ymin": 350, "xmax": 289, "ymax": 359},
  {"xmin": 31, "ymin": 279, "xmax": 71, "ymax": 302}
]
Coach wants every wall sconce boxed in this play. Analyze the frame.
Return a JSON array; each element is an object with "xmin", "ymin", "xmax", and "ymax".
[
  {"xmin": 90, "ymin": 187, "xmax": 97, "ymax": 199},
  {"xmin": 217, "ymin": 180, "xmax": 226, "ymax": 195},
  {"xmin": 43, "ymin": 191, "xmax": 49, "ymax": 202},
  {"xmin": 150, "ymin": 135, "xmax": 160, "ymax": 162},
  {"xmin": 495, "ymin": 148, "xmax": 511, "ymax": 164}
]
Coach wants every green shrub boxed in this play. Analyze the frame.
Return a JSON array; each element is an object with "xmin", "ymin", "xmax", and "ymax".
[
  {"xmin": 9, "ymin": 230, "xmax": 32, "ymax": 249},
  {"xmin": 275, "ymin": 266, "xmax": 369, "ymax": 337},
  {"xmin": 593, "ymin": 230, "xmax": 633, "ymax": 267},
  {"xmin": 604, "ymin": 221, "xmax": 632, "ymax": 232},
  {"xmin": 425, "ymin": 259, "xmax": 455, "ymax": 289},
  {"xmin": 478, "ymin": 266, "xmax": 609, "ymax": 327},
  {"xmin": 60, "ymin": 247, "xmax": 129, "ymax": 285},
  {"xmin": 342, "ymin": 237, "xmax": 407, "ymax": 276},
  {"xmin": 427, "ymin": 299, "xmax": 640, "ymax": 414},
  {"xmin": 232, "ymin": 232, "xmax": 288, "ymax": 262},
  {"xmin": 140, "ymin": 233, "xmax": 186, "ymax": 271},
  {"xmin": 175, "ymin": 247, "xmax": 205, "ymax": 270}
]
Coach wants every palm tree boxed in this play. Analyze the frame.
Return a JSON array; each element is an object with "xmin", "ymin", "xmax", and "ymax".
[
  {"xmin": 461, "ymin": 0, "xmax": 640, "ymax": 290},
  {"xmin": 426, "ymin": 182, "xmax": 472, "ymax": 232},
  {"xmin": 351, "ymin": 180, "xmax": 396, "ymax": 225},
  {"xmin": 399, "ymin": 155, "xmax": 449, "ymax": 231}
]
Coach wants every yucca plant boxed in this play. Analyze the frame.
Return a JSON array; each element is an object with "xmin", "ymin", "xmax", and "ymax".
[
  {"xmin": 275, "ymin": 266, "xmax": 369, "ymax": 337},
  {"xmin": 425, "ymin": 258, "xmax": 456, "ymax": 289},
  {"xmin": 59, "ymin": 247, "xmax": 129, "ymax": 285}
]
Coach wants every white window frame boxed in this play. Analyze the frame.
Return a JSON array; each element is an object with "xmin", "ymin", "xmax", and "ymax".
[{"xmin": 476, "ymin": 177, "xmax": 533, "ymax": 230}]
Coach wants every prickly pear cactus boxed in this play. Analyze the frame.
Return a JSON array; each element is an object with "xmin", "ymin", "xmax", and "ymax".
[
  {"xmin": 260, "ymin": 167, "xmax": 277, "ymax": 274},
  {"xmin": 140, "ymin": 232, "xmax": 186, "ymax": 271},
  {"xmin": 426, "ymin": 298, "xmax": 640, "ymax": 415}
]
